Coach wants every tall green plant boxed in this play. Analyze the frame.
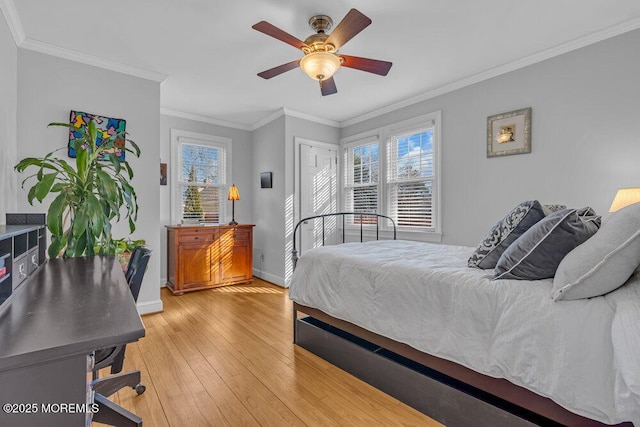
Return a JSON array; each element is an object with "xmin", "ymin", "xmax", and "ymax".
[{"xmin": 15, "ymin": 120, "xmax": 140, "ymax": 258}]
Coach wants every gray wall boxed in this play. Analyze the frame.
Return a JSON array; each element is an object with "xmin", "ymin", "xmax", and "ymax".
[
  {"xmin": 15, "ymin": 50, "xmax": 162, "ymax": 313},
  {"xmin": 159, "ymin": 114, "xmax": 253, "ymax": 283},
  {"xmin": 252, "ymin": 116, "xmax": 286, "ymax": 284},
  {"xmin": 251, "ymin": 114, "xmax": 340, "ymax": 285},
  {"xmin": 0, "ymin": 13, "xmax": 17, "ymax": 224},
  {"xmin": 342, "ymin": 28, "xmax": 640, "ymax": 247}
]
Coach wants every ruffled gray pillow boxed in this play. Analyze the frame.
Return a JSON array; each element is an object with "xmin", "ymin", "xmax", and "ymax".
[
  {"xmin": 494, "ymin": 207, "xmax": 601, "ymax": 280},
  {"xmin": 468, "ymin": 200, "xmax": 546, "ymax": 269}
]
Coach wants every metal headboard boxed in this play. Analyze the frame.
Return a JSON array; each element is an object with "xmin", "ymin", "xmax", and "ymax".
[{"xmin": 292, "ymin": 212, "xmax": 396, "ymax": 270}]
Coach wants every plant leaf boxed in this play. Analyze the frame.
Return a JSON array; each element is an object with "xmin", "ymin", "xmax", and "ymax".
[
  {"xmin": 15, "ymin": 157, "xmax": 43, "ymax": 172},
  {"xmin": 76, "ymin": 143, "xmax": 88, "ymax": 181},
  {"xmin": 34, "ymin": 172, "xmax": 57, "ymax": 202},
  {"xmin": 72, "ymin": 208, "xmax": 89, "ymax": 238},
  {"xmin": 27, "ymin": 186, "xmax": 37, "ymax": 205},
  {"xmin": 88, "ymin": 119, "xmax": 98, "ymax": 149},
  {"xmin": 126, "ymin": 138, "xmax": 141, "ymax": 157},
  {"xmin": 47, "ymin": 193, "xmax": 68, "ymax": 236},
  {"xmin": 86, "ymin": 193, "xmax": 104, "ymax": 238},
  {"xmin": 48, "ymin": 235, "xmax": 63, "ymax": 258},
  {"xmin": 50, "ymin": 182, "xmax": 67, "ymax": 193}
]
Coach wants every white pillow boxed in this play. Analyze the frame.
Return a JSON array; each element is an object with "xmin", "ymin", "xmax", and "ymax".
[{"xmin": 553, "ymin": 202, "xmax": 640, "ymax": 301}]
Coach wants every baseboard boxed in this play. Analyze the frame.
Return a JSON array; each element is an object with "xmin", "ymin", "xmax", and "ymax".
[
  {"xmin": 253, "ymin": 270, "xmax": 285, "ymax": 287},
  {"xmin": 137, "ymin": 299, "xmax": 163, "ymax": 315}
]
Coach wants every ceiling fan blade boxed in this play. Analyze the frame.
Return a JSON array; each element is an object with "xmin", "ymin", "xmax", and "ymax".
[
  {"xmin": 252, "ymin": 21, "xmax": 308, "ymax": 50},
  {"xmin": 320, "ymin": 77, "xmax": 337, "ymax": 96},
  {"xmin": 340, "ymin": 55, "xmax": 392, "ymax": 76},
  {"xmin": 257, "ymin": 60, "xmax": 300, "ymax": 79},
  {"xmin": 325, "ymin": 9, "xmax": 371, "ymax": 50}
]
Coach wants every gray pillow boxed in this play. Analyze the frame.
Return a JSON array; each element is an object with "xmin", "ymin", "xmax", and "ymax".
[
  {"xmin": 468, "ymin": 200, "xmax": 546, "ymax": 269},
  {"xmin": 542, "ymin": 204, "xmax": 567, "ymax": 215},
  {"xmin": 494, "ymin": 208, "xmax": 601, "ymax": 280},
  {"xmin": 553, "ymin": 202, "xmax": 640, "ymax": 301}
]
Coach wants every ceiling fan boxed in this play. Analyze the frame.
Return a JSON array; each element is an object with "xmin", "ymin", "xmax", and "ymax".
[{"xmin": 252, "ymin": 8, "xmax": 392, "ymax": 96}]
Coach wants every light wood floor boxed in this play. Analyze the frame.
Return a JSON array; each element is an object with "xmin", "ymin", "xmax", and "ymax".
[{"xmin": 95, "ymin": 279, "xmax": 442, "ymax": 427}]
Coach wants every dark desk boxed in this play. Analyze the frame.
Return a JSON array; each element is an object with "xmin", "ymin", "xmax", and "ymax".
[{"xmin": 0, "ymin": 256, "xmax": 145, "ymax": 426}]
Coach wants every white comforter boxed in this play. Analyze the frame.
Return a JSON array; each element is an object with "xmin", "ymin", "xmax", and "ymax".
[{"xmin": 289, "ymin": 240, "xmax": 640, "ymax": 425}]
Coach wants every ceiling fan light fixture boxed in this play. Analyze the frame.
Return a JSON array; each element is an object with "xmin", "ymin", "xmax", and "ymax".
[{"xmin": 300, "ymin": 51, "xmax": 341, "ymax": 81}]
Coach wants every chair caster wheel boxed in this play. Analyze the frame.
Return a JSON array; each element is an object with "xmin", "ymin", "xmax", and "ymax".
[{"xmin": 134, "ymin": 383, "xmax": 146, "ymax": 395}]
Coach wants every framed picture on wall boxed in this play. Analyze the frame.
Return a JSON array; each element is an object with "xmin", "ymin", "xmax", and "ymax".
[
  {"xmin": 487, "ymin": 107, "xmax": 531, "ymax": 158},
  {"xmin": 68, "ymin": 110, "xmax": 127, "ymax": 161},
  {"xmin": 260, "ymin": 172, "xmax": 272, "ymax": 188},
  {"xmin": 160, "ymin": 163, "xmax": 167, "ymax": 185}
]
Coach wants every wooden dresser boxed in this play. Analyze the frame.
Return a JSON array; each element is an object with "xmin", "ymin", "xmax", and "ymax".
[{"xmin": 166, "ymin": 224, "xmax": 254, "ymax": 295}]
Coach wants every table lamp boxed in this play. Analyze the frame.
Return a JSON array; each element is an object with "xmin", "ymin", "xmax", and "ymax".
[
  {"xmin": 228, "ymin": 184, "xmax": 240, "ymax": 225},
  {"xmin": 609, "ymin": 187, "xmax": 640, "ymax": 213}
]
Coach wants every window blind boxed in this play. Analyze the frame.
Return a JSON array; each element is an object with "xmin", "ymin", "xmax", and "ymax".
[
  {"xmin": 344, "ymin": 140, "xmax": 379, "ymax": 223},
  {"xmin": 178, "ymin": 142, "xmax": 226, "ymax": 223},
  {"xmin": 387, "ymin": 127, "xmax": 435, "ymax": 229}
]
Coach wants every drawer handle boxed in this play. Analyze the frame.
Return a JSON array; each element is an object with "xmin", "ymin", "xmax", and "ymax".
[{"xmin": 19, "ymin": 264, "xmax": 26, "ymax": 277}]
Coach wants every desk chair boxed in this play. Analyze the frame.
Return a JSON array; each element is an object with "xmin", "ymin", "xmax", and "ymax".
[{"xmin": 92, "ymin": 247, "xmax": 151, "ymax": 427}]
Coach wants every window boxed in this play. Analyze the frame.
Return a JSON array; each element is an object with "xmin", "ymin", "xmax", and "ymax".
[
  {"xmin": 171, "ymin": 130, "xmax": 231, "ymax": 224},
  {"xmin": 344, "ymin": 139, "xmax": 379, "ymax": 223},
  {"xmin": 341, "ymin": 112, "xmax": 440, "ymax": 237},
  {"xmin": 387, "ymin": 128, "xmax": 434, "ymax": 228}
]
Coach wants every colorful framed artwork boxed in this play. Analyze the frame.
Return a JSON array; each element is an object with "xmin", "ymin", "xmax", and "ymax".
[
  {"xmin": 68, "ymin": 110, "xmax": 127, "ymax": 161},
  {"xmin": 487, "ymin": 107, "xmax": 531, "ymax": 158}
]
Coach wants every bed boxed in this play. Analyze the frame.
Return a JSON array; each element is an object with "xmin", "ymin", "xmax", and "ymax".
[{"xmin": 288, "ymin": 212, "xmax": 640, "ymax": 426}]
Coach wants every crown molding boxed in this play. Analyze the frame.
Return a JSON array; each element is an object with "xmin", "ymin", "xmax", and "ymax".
[
  {"xmin": 19, "ymin": 38, "xmax": 168, "ymax": 83},
  {"xmin": 1, "ymin": 0, "xmax": 168, "ymax": 83},
  {"xmin": 250, "ymin": 107, "xmax": 341, "ymax": 131},
  {"xmin": 341, "ymin": 17, "xmax": 640, "ymax": 128},
  {"xmin": 161, "ymin": 108, "xmax": 251, "ymax": 131},
  {"xmin": 282, "ymin": 107, "xmax": 340, "ymax": 128},
  {"xmin": 250, "ymin": 108, "xmax": 286, "ymax": 131},
  {"xmin": 0, "ymin": 0, "xmax": 25, "ymax": 44}
]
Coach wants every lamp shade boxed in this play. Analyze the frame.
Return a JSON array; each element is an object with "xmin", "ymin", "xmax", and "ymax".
[
  {"xmin": 300, "ymin": 51, "xmax": 341, "ymax": 81},
  {"xmin": 227, "ymin": 184, "xmax": 240, "ymax": 201},
  {"xmin": 609, "ymin": 187, "xmax": 640, "ymax": 212}
]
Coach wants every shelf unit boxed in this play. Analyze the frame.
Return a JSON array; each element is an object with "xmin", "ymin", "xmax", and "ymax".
[
  {"xmin": 0, "ymin": 253, "xmax": 10, "ymax": 288},
  {"xmin": 0, "ymin": 214, "xmax": 46, "ymax": 308}
]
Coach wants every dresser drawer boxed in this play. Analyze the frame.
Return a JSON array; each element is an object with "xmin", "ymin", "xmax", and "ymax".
[
  {"xmin": 220, "ymin": 227, "xmax": 251, "ymax": 243},
  {"xmin": 178, "ymin": 232, "xmax": 215, "ymax": 244}
]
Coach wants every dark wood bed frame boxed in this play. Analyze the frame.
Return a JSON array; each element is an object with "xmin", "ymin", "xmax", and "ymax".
[{"xmin": 291, "ymin": 213, "xmax": 633, "ymax": 427}]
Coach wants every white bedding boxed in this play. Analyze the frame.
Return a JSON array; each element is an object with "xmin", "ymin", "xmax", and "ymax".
[{"xmin": 289, "ymin": 240, "xmax": 640, "ymax": 425}]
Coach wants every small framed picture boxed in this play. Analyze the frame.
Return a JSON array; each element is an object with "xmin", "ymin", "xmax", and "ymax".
[
  {"xmin": 160, "ymin": 163, "xmax": 167, "ymax": 185},
  {"xmin": 487, "ymin": 107, "xmax": 531, "ymax": 158},
  {"xmin": 260, "ymin": 172, "xmax": 272, "ymax": 188}
]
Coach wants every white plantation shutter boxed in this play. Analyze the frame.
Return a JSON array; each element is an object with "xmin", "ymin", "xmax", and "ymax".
[
  {"xmin": 341, "ymin": 113, "xmax": 440, "ymax": 236},
  {"xmin": 344, "ymin": 139, "xmax": 379, "ymax": 223},
  {"xmin": 177, "ymin": 140, "xmax": 226, "ymax": 223},
  {"xmin": 387, "ymin": 125, "xmax": 435, "ymax": 229}
]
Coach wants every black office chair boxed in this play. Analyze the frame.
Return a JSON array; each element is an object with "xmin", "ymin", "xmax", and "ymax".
[{"xmin": 92, "ymin": 247, "xmax": 151, "ymax": 427}]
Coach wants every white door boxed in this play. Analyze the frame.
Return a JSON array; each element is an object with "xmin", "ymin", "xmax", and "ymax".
[{"xmin": 299, "ymin": 143, "xmax": 338, "ymax": 255}]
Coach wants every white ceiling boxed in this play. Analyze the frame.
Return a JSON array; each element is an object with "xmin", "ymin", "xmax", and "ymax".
[{"xmin": 5, "ymin": 1, "xmax": 640, "ymax": 128}]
